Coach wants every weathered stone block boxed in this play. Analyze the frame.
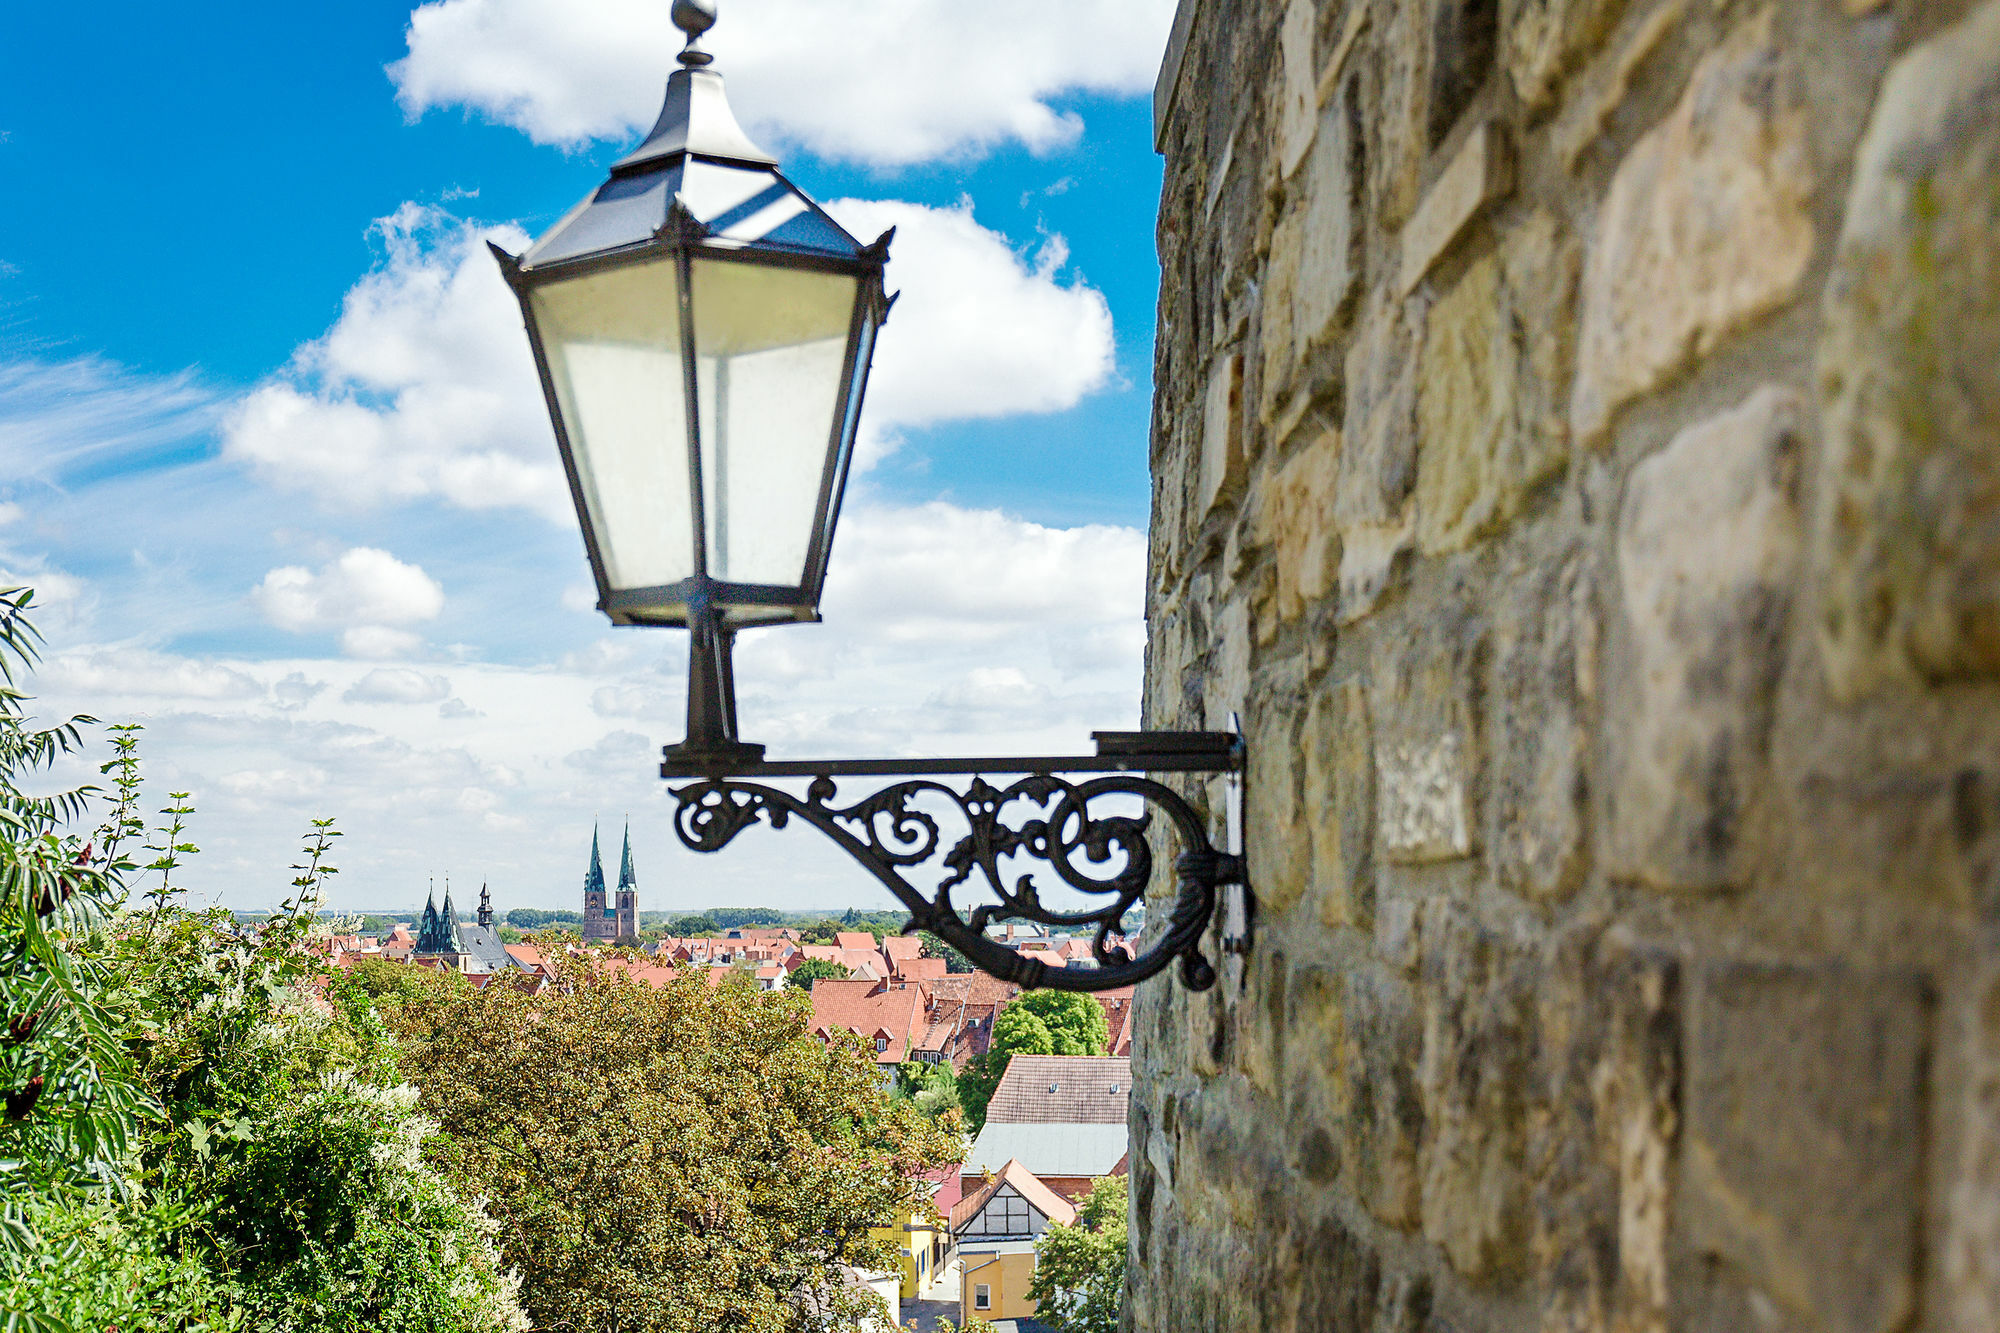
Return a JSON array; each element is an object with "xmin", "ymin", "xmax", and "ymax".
[
  {"xmin": 1260, "ymin": 426, "xmax": 1341, "ymax": 624},
  {"xmin": 1306, "ymin": 675, "xmax": 1375, "ymax": 930},
  {"xmin": 1532, "ymin": 927, "xmax": 1680, "ymax": 1333},
  {"xmin": 1345, "ymin": 968, "xmax": 1426, "ymax": 1229},
  {"xmin": 1374, "ymin": 601, "xmax": 1486, "ymax": 864},
  {"xmin": 1200, "ymin": 350, "xmax": 1247, "ymax": 521},
  {"xmin": 1570, "ymin": 7, "xmax": 1813, "ymax": 446},
  {"xmin": 1418, "ymin": 905, "xmax": 1536, "ymax": 1281},
  {"xmin": 1399, "ymin": 119, "xmax": 1513, "ymax": 294},
  {"xmin": 1815, "ymin": 0, "xmax": 2000, "ymax": 699},
  {"xmin": 1337, "ymin": 287, "xmax": 1425, "ymax": 621},
  {"xmin": 1371, "ymin": 0, "xmax": 1432, "ymax": 229},
  {"xmin": 1683, "ymin": 961, "xmax": 1931, "ymax": 1333},
  {"xmin": 1428, "ymin": 0, "xmax": 1501, "ymax": 146},
  {"xmin": 1414, "ymin": 209, "xmax": 1580, "ymax": 555},
  {"xmin": 1946, "ymin": 963, "xmax": 2000, "ymax": 1333},
  {"xmin": 1608, "ymin": 386, "xmax": 1804, "ymax": 891},
  {"xmin": 1247, "ymin": 660, "xmax": 1310, "ymax": 915},
  {"xmin": 1275, "ymin": 0, "xmax": 1321, "ymax": 180},
  {"xmin": 1491, "ymin": 548, "xmax": 1596, "ymax": 899},
  {"xmin": 1263, "ymin": 74, "xmax": 1365, "ymax": 418},
  {"xmin": 1504, "ymin": 0, "xmax": 1629, "ymax": 110}
]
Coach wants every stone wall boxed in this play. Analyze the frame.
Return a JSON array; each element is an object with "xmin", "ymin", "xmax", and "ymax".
[{"xmin": 1131, "ymin": 0, "xmax": 2000, "ymax": 1329}]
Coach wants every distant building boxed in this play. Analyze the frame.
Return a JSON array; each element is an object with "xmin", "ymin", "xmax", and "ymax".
[
  {"xmin": 951, "ymin": 1159, "xmax": 1077, "ymax": 1325},
  {"xmin": 963, "ymin": 1055, "xmax": 1131, "ymax": 1201},
  {"xmin": 411, "ymin": 883, "xmax": 520, "ymax": 977},
  {"xmin": 581, "ymin": 823, "xmax": 639, "ymax": 942}
]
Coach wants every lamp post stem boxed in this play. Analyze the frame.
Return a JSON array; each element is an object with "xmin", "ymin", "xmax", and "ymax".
[{"xmin": 668, "ymin": 603, "xmax": 766, "ymax": 772}]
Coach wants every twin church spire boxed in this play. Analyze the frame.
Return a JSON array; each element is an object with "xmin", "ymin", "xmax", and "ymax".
[{"xmin": 583, "ymin": 820, "xmax": 640, "ymax": 942}]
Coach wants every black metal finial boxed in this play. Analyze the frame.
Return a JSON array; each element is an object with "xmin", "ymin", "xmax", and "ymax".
[{"xmin": 673, "ymin": 0, "xmax": 718, "ymax": 67}]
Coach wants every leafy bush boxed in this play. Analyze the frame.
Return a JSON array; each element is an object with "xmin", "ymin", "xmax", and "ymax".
[{"xmin": 1028, "ymin": 1174, "xmax": 1127, "ymax": 1333}]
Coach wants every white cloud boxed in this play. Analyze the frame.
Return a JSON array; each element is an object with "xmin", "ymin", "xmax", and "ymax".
[
  {"xmin": 222, "ymin": 197, "xmax": 1113, "ymax": 508},
  {"xmin": 342, "ymin": 667, "xmax": 453, "ymax": 705},
  {"xmin": 253, "ymin": 547, "xmax": 445, "ymax": 660},
  {"xmin": 829, "ymin": 199, "xmax": 1114, "ymax": 461},
  {"xmin": 390, "ymin": 0, "xmax": 1175, "ymax": 166},
  {"xmin": 222, "ymin": 205, "xmax": 563, "ymax": 518},
  {"xmin": 42, "ymin": 648, "xmax": 267, "ymax": 703}
]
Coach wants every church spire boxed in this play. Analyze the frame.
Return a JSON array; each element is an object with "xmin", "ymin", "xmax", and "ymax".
[
  {"xmin": 585, "ymin": 824, "xmax": 606, "ymax": 896},
  {"xmin": 477, "ymin": 882, "xmax": 493, "ymax": 930},
  {"xmin": 619, "ymin": 822, "xmax": 637, "ymax": 891}
]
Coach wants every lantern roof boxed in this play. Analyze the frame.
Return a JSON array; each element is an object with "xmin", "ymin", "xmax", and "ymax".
[{"xmin": 518, "ymin": 5, "xmax": 870, "ymax": 273}]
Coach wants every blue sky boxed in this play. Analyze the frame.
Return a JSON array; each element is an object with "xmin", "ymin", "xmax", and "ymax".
[{"xmin": 0, "ymin": 0, "xmax": 1174, "ymax": 914}]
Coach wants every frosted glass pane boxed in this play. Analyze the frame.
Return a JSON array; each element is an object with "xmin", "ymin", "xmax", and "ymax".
[
  {"xmin": 531, "ymin": 259, "xmax": 695, "ymax": 593},
  {"xmin": 692, "ymin": 259, "xmax": 859, "ymax": 588}
]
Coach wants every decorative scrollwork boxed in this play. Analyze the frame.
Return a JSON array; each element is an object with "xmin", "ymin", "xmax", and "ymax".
[{"xmin": 670, "ymin": 771, "xmax": 1242, "ymax": 992}]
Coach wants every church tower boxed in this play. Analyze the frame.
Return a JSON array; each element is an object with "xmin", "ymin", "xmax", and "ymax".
[
  {"xmin": 477, "ymin": 882, "xmax": 493, "ymax": 931},
  {"xmin": 582, "ymin": 825, "xmax": 615, "ymax": 941},
  {"xmin": 616, "ymin": 823, "xmax": 639, "ymax": 940}
]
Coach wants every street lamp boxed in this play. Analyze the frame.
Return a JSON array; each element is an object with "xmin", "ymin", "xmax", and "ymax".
[
  {"xmin": 490, "ymin": 0, "xmax": 888, "ymax": 770},
  {"xmin": 496, "ymin": 0, "xmax": 1247, "ymax": 992}
]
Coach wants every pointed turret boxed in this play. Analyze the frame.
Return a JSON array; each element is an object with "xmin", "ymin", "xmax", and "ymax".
[
  {"xmin": 619, "ymin": 823, "xmax": 637, "ymax": 891},
  {"xmin": 585, "ymin": 825, "xmax": 607, "ymax": 897},
  {"xmin": 477, "ymin": 882, "xmax": 493, "ymax": 930}
]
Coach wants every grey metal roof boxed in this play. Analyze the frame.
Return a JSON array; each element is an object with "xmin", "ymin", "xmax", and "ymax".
[
  {"xmin": 457, "ymin": 922, "xmax": 520, "ymax": 975},
  {"xmin": 519, "ymin": 63, "xmax": 868, "ymax": 273},
  {"xmin": 962, "ymin": 1121, "xmax": 1129, "ymax": 1180}
]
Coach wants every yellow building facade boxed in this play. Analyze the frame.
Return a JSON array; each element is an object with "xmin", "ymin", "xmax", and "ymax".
[
  {"xmin": 959, "ymin": 1242, "xmax": 1041, "ymax": 1322},
  {"xmin": 869, "ymin": 1205, "xmax": 947, "ymax": 1300}
]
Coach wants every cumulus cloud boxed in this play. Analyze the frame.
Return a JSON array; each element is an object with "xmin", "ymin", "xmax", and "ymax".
[
  {"xmin": 222, "ymin": 197, "xmax": 1112, "ymax": 509},
  {"xmin": 828, "ymin": 199, "xmax": 1113, "ymax": 460},
  {"xmin": 390, "ymin": 0, "xmax": 1175, "ymax": 166},
  {"xmin": 253, "ymin": 547, "xmax": 444, "ymax": 659},
  {"xmin": 342, "ymin": 667, "xmax": 453, "ymax": 705},
  {"xmin": 222, "ymin": 205, "xmax": 562, "ymax": 518}
]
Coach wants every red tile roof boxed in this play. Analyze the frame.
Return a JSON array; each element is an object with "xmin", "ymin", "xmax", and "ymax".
[
  {"xmin": 834, "ymin": 931, "xmax": 878, "ymax": 952},
  {"xmin": 808, "ymin": 979, "xmax": 925, "ymax": 1064},
  {"xmin": 882, "ymin": 935, "xmax": 923, "ymax": 962},
  {"xmin": 985, "ymin": 1055, "xmax": 1131, "ymax": 1124}
]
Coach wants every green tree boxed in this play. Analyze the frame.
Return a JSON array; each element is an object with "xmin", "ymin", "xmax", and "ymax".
[
  {"xmin": 918, "ymin": 931, "xmax": 974, "ymax": 973},
  {"xmin": 393, "ymin": 954, "xmax": 960, "ymax": 1331},
  {"xmin": 958, "ymin": 991, "xmax": 1109, "ymax": 1132},
  {"xmin": 785, "ymin": 957, "xmax": 851, "ymax": 991},
  {"xmin": 1028, "ymin": 1174, "xmax": 1127, "ymax": 1333},
  {"xmin": 668, "ymin": 911, "xmax": 721, "ymax": 936},
  {"xmin": 505, "ymin": 908, "xmax": 580, "ymax": 928}
]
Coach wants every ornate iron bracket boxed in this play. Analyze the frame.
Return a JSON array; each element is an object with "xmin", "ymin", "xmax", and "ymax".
[{"xmin": 662, "ymin": 732, "xmax": 1246, "ymax": 992}]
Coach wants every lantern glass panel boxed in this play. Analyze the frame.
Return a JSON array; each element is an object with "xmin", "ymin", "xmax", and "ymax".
[
  {"xmin": 690, "ymin": 257, "xmax": 860, "ymax": 589},
  {"xmin": 530, "ymin": 258, "xmax": 694, "ymax": 594}
]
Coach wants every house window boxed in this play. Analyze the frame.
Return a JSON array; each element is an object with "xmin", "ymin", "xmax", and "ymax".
[
  {"xmin": 974, "ymin": 1285, "xmax": 991, "ymax": 1311},
  {"xmin": 876, "ymin": 1037, "xmax": 888, "ymax": 1052}
]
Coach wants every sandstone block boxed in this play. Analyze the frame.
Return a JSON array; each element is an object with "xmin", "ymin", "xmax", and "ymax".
[
  {"xmin": 1262, "ymin": 75, "xmax": 1365, "ymax": 419},
  {"xmin": 1570, "ymin": 7, "xmax": 1813, "ymax": 446},
  {"xmin": 1399, "ymin": 119, "xmax": 1513, "ymax": 294},
  {"xmin": 1345, "ymin": 968, "xmax": 1426, "ymax": 1229},
  {"xmin": 1683, "ymin": 961, "xmax": 1931, "ymax": 1333},
  {"xmin": 1200, "ymin": 351, "xmax": 1247, "ymax": 521},
  {"xmin": 1275, "ymin": 0, "xmax": 1320, "ymax": 180},
  {"xmin": 1491, "ymin": 549, "xmax": 1596, "ymax": 899},
  {"xmin": 1413, "ymin": 209, "xmax": 1579, "ymax": 556},
  {"xmin": 1247, "ymin": 661, "xmax": 1310, "ymax": 916},
  {"xmin": 1260, "ymin": 426, "xmax": 1341, "ymax": 624},
  {"xmin": 1374, "ymin": 602, "xmax": 1486, "ymax": 864},
  {"xmin": 1608, "ymin": 386, "xmax": 1804, "ymax": 891},
  {"xmin": 1815, "ymin": 0, "xmax": 2000, "ymax": 698},
  {"xmin": 1337, "ymin": 288, "xmax": 1425, "ymax": 621},
  {"xmin": 1533, "ymin": 928, "xmax": 1680, "ymax": 1333},
  {"xmin": 1306, "ymin": 676, "xmax": 1376, "ymax": 929},
  {"xmin": 1946, "ymin": 963, "xmax": 2000, "ymax": 1332},
  {"xmin": 1418, "ymin": 905, "xmax": 1536, "ymax": 1280},
  {"xmin": 1505, "ymin": 0, "xmax": 1630, "ymax": 110},
  {"xmin": 1371, "ymin": 0, "xmax": 1432, "ymax": 229}
]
